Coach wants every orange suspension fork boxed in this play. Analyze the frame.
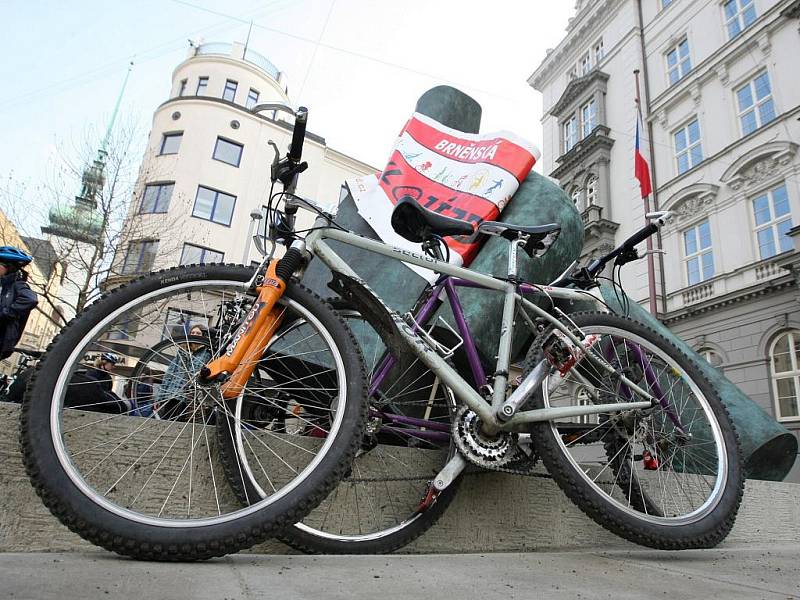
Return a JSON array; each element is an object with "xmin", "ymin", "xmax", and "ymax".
[{"xmin": 203, "ymin": 260, "xmax": 287, "ymax": 399}]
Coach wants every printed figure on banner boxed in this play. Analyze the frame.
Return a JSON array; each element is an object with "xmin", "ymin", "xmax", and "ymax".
[{"xmin": 347, "ymin": 112, "xmax": 540, "ymax": 280}]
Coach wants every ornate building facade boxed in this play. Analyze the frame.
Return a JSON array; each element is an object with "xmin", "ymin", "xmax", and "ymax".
[{"xmin": 530, "ymin": 0, "xmax": 800, "ymax": 480}]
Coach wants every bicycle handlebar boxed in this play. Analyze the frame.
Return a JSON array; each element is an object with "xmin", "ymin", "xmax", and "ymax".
[
  {"xmin": 288, "ymin": 106, "xmax": 308, "ymax": 163},
  {"xmin": 583, "ymin": 211, "xmax": 672, "ymax": 280}
]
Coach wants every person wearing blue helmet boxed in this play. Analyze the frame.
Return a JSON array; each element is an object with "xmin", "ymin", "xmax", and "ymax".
[{"xmin": 0, "ymin": 246, "xmax": 38, "ymax": 360}]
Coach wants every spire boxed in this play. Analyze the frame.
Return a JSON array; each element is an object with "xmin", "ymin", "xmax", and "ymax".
[{"xmin": 43, "ymin": 62, "xmax": 134, "ymax": 245}]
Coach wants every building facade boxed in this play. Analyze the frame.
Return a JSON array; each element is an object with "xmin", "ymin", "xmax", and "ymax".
[
  {"xmin": 112, "ymin": 41, "xmax": 377, "ymax": 283},
  {"xmin": 530, "ymin": 0, "xmax": 800, "ymax": 480}
]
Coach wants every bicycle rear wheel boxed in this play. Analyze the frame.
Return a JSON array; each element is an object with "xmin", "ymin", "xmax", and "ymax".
[
  {"xmin": 20, "ymin": 265, "xmax": 367, "ymax": 560},
  {"xmin": 524, "ymin": 311, "xmax": 744, "ymax": 549},
  {"xmin": 218, "ymin": 311, "xmax": 462, "ymax": 553}
]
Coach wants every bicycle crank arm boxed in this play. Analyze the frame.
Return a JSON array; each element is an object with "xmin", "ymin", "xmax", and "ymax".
[{"xmin": 432, "ymin": 452, "xmax": 468, "ymax": 492}]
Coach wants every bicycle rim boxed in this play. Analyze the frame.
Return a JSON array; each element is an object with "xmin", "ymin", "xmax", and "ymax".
[
  {"xmin": 540, "ymin": 323, "xmax": 728, "ymax": 526},
  {"xmin": 49, "ymin": 278, "xmax": 350, "ymax": 527}
]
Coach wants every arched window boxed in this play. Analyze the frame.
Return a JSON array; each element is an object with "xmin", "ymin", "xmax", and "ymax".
[
  {"xmin": 575, "ymin": 387, "xmax": 598, "ymax": 424},
  {"xmin": 769, "ymin": 331, "xmax": 800, "ymax": 421},
  {"xmin": 586, "ymin": 175, "xmax": 598, "ymax": 206},
  {"xmin": 570, "ymin": 186, "xmax": 582, "ymax": 208},
  {"xmin": 697, "ymin": 347, "xmax": 723, "ymax": 369}
]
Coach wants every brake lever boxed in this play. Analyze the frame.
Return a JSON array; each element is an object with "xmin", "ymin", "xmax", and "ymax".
[{"xmin": 268, "ymin": 140, "xmax": 281, "ymax": 183}]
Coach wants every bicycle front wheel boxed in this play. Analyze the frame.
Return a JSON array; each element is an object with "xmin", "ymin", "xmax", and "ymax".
[
  {"xmin": 219, "ymin": 310, "xmax": 461, "ymax": 554},
  {"xmin": 20, "ymin": 264, "xmax": 367, "ymax": 560},
  {"xmin": 524, "ymin": 311, "xmax": 744, "ymax": 549}
]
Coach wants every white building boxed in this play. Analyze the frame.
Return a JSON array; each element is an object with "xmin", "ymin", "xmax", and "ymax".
[
  {"xmin": 112, "ymin": 41, "xmax": 377, "ymax": 281},
  {"xmin": 530, "ymin": 0, "xmax": 800, "ymax": 479}
]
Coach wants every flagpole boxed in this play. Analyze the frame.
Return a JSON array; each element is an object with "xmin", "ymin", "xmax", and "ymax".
[{"xmin": 635, "ymin": 69, "xmax": 658, "ymax": 317}]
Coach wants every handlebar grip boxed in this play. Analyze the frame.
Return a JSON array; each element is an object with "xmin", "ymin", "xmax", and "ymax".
[
  {"xmin": 288, "ymin": 106, "xmax": 308, "ymax": 163},
  {"xmin": 623, "ymin": 222, "xmax": 658, "ymax": 250}
]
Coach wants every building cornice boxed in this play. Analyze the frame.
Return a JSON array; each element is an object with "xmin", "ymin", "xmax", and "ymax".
[
  {"xmin": 781, "ymin": 0, "xmax": 800, "ymax": 18},
  {"xmin": 663, "ymin": 273, "xmax": 795, "ymax": 325},
  {"xmin": 551, "ymin": 125, "xmax": 615, "ymax": 180},
  {"xmin": 528, "ymin": 0, "xmax": 625, "ymax": 90},
  {"xmin": 549, "ymin": 70, "xmax": 610, "ymax": 118},
  {"xmin": 323, "ymin": 148, "xmax": 380, "ymax": 175},
  {"xmin": 719, "ymin": 141, "xmax": 798, "ymax": 191},
  {"xmin": 155, "ymin": 96, "xmax": 327, "ymax": 146},
  {"xmin": 661, "ymin": 183, "xmax": 720, "ymax": 226},
  {"xmin": 648, "ymin": 0, "xmax": 795, "ymax": 115}
]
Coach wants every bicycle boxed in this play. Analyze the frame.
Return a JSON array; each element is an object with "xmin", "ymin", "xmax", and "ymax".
[
  {"xmin": 0, "ymin": 347, "xmax": 42, "ymax": 403},
  {"xmin": 21, "ymin": 103, "xmax": 744, "ymax": 560}
]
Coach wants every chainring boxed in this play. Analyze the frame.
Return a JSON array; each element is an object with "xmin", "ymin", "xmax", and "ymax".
[{"xmin": 453, "ymin": 405, "xmax": 522, "ymax": 470}]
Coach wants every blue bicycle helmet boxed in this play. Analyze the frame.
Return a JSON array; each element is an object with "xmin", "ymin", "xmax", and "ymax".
[{"xmin": 0, "ymin": 246, "xmax": 33, "ymax": 266}]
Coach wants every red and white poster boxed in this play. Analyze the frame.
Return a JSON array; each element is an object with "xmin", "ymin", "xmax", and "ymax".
[{"xmin": 347, "ymin": 112, "xmax": 540, "ymax": 280}]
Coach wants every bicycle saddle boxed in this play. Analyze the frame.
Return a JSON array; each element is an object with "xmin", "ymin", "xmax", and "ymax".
[
  {"xmin": 478, "ymin": 220, "xmax": 561, "ymax": 257},
  {"xmin": 390, "ymin": 198, "xmax": 474, "ymax": 243}
]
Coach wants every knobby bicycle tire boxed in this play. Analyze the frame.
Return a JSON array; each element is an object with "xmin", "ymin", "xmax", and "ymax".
[
  {"xmin": 524, "ymin": 311, "xmax": 744, "ymax": 550},
  {"xmin": 20, "ymin": 264, "xmax": 367, "ymax": 560}
]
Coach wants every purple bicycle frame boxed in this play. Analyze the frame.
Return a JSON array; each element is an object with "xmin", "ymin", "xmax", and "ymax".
[{"xmin": 364, "ymin": 277, "xmax": 686, "ymax": 443}]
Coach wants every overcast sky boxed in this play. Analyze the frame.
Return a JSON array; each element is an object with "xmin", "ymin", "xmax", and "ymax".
[{"xmin": 0, "ymin": 0, "xmax": 573, "ymax": 226}]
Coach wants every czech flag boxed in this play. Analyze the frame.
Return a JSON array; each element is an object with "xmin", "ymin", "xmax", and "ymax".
[{"xmin": 634, "ymin": 114, "xmax": 652, "ymax": 199}]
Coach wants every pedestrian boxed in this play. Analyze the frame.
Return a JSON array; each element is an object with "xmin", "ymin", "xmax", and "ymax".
[
  {"xmin": 153, "ymin": 324, "xmax": 211, "ymax": 420},
  {"xmin": 0, "ymin": 246, "xmax": 38, "ymax": 360},
  {"xmin": 125, "ymin": 366, "xmax": 155, "ymax": 417}
]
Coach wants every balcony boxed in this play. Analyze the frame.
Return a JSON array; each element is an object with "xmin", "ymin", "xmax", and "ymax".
[
  {"xmin": 194, "ymin": 42, "xmax": 281, "ymax": 81},
  {"xmin": 664, "ymin": 253, "xmax": 797, "ymax": 322}
]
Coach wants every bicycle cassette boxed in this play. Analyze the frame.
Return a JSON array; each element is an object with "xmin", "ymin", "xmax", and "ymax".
[{"xmin": 453, "ymin": 405, "xmax": 518, "ymax": 470}]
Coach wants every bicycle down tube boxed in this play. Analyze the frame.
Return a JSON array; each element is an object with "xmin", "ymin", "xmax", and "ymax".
[{"xmin": 305, "ymin": 222, "xmax": 656, "ymax": 431}]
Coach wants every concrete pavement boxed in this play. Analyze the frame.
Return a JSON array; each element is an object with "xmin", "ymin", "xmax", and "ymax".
[{"xmin": 1, "ymin": 544, "xmax": 798, "ymax": 600}]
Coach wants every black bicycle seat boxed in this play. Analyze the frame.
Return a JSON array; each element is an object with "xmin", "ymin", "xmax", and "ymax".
[
  {"xmin": 390, "ymin": 198, "xmax": 474, "ymax": 243},
  {"xmin": 478, "ymin": 220, "xmax": 561, "ymax": 258}
]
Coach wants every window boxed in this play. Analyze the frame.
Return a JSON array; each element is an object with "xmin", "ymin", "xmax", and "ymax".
[
  {"xmin": 193, "ymin": 186, "xmax": 236, "ymax": 226},
  {"xmin": 139, "ymin": 183, "xmax": 174, "ymax": 214},
  {"xmin": 683, "ymin": 220, "xmax": 714, "ymax": 285},
  {"xmin": 223, "ymin": 79, "xmax": 238, "ymax": 102},
  {"xmin": 162, "ymin": 308, "xmax": 209, "ymax": 342},
  {"xmin": 580, "ymin": 53, "xmax": 592, "ymax": 76},
  {"xmin": 563, "ymin": 116, "xmax": 578, "ymax": 153},
  {"xmin": 121, "ymin": 240, "xmax": 158, "ymax": 275},
  {"xmin": 586, "ymin": 175, "xmax": 598, "ymax": 206},
  {"xmin": 159, "ymin": 132, "xmax": 183, "ymax": 155},
  {"xmin": 196, "ymin": 76, "xmax": 209, "ymax": 96},
  {"xmin": 770, "ymin": 332, "xmax": 800, "ymax": 420},
  {"xmin": 724, "ymin": 0, "xmax": 756, "ymax": 39},
  {"xmin": 178, "ymin": 79, "xmax": 187, "ymax": 97},
  {"xmin": 736, "ymin": 71, "xmax": 775, "ymax": 136},
  {"xmin": 581, "ymin": 99, "xmax": 597, "ymax": 138},
  {"xmin": 698, "ymin": 348, "xmax": 724, "ymax": 369},
  {"xmin": 674, "ymin": 118, "xmax": 703, "ymax": 174},
  {"xmin": 246, "ymin": 88, "xmax": 260, "ymax": 109},
  {"xmin": 570, "ymin": 187, "xmax": 582, "ymax": 207},
  {"xmin": 753, "ymin": 184, "xmax": 792, "ymax": 259},
  {"xmin": 666, "ymin": 38, "xmax": 691, "ymax": 85},
  {"xmin": 212, "ymin": 137, "xmax": 243, "ymax": 167},
  {"xmin": 180, "ymin": 243, "xmax": 224, "ymax": 266},
  {"xmin": 567, "ymin": 66, "xmax": 578, "ymax": 82},
  {"xmin": 593, "ymin": 39, "xmax": 605, "ymax": 64}
]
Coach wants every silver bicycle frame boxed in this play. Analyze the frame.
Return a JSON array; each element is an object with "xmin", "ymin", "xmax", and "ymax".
[{"xmin": 304, "ymin": 221, "xmax": 653, "ymax": 432}]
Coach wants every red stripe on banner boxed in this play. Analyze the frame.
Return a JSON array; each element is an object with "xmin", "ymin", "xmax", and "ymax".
[
  {"xmin": 378, "ymin": 151, "xmax": 500, "ymax": 264},
  {"xmin": 404, "ymin": 117, "xmax": 537, "ymax": 178}
]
